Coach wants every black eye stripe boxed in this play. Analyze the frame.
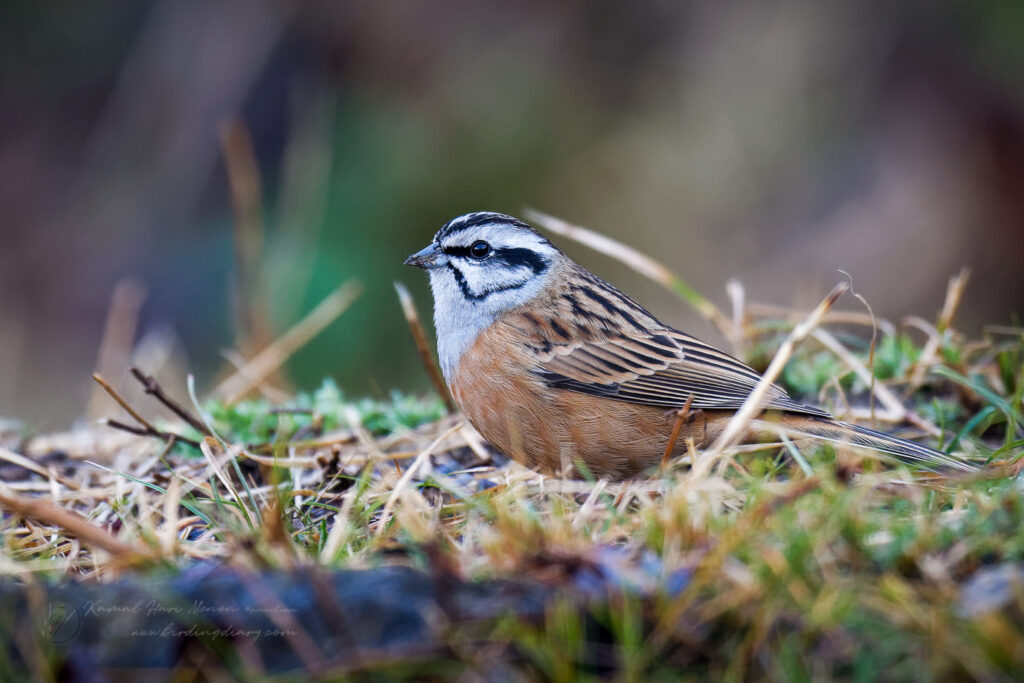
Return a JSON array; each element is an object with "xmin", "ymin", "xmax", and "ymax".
[
  {"xmin": 493, "ymin": 247, "xmax": 549, "ymax": 274},
  {"xmin": 440, "ymin": 245, "xmax": 549, "ymax": 274},
  {"xmin": 441, "ymin": 245, "xmax": 476, "ymax": 258}
]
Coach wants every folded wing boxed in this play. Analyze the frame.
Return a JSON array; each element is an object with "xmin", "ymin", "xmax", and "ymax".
[{"xmin": 532, "ymin": 329, "xmax": 831, "ymax": 418}]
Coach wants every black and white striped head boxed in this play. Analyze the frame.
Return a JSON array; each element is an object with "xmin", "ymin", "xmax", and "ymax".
[
  {"xmin": 405, "ymin": 211, "xmax": 563, "ymax": 378},
  {"xmin": 406, "ymin": 211, "xmax": 560, "ymax": 299}
]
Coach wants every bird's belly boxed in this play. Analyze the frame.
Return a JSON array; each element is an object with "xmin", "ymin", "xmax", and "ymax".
[{"xmin": 449, "ymin": 339, "xmax": 727, "ymax": 479}]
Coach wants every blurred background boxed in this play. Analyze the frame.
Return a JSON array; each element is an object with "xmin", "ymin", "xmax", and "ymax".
[{"xmin": 1, "ymin": 1, "xmax": 1022, "ymax": 428}]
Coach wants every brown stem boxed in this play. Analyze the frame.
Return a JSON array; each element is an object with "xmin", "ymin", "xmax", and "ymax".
[
  {"xmin": 660, "ymin": 394, "xmax": 695, "ymax": 471},
  {"xmin": 394, "ymin": 282, "xmax": 457, "ymax": 413},
  {"xmin": 92, "ymin": 373, "xmax": 159, "ymax": 433},
  {"xmin": 129, "ymin": 367, "xmax": 212, "ymax": 437},
  {"xmin": 104, "ymin": 419, "xmax": 200, "ymax": 449}
]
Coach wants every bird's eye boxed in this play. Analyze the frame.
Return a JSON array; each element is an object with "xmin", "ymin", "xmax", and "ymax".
[{"xmin": 469, "ymin": 241, "xmax": 491, "ymax": 259}]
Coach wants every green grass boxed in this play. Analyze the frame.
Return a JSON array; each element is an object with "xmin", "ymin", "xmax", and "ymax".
[{"xmin": 193, "ymin": 378, "xmax": 447, "ymax": 447}]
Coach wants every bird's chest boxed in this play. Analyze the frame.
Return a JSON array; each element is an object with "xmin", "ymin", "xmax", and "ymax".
[{"xmin": 447, "ymin": 323, "xmax": 541, "ymax": 415}]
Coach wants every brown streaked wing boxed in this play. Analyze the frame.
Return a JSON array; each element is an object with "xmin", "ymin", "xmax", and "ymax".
[{"xmin": 531, "ymin": 329, "xmax": 831, "ymax": 418}]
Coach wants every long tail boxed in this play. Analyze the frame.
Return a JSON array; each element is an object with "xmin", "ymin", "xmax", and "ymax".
[{"xmin": 752, "ymin": 416, "xmax": 979, "ymax": 473}]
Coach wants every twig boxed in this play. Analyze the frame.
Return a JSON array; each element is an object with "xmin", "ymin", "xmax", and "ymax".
[
  {"xmin": 102, "ymin": 420, "xmax": 199, "ymax": 449},
  {"xmin": 660, "ymin": 394, "xmax": 694, "ymax": 471},
  {"xmin": 523, "ymin": 208, "xmax": 734, "ymax": 337},
  {"xmin": 130, "ymin": 367, "xmax": 211, "ymax": 437},
  {"xmin": 211, "ymin": 281, "xmax": 363, "ymax": 404},
  {"xmin": 92, "ymin": 372, "xmax": 159, "ymax": 434},
  {"xmin": 394, "ymin": 282, "xmax": 456, "ymax": 412}
]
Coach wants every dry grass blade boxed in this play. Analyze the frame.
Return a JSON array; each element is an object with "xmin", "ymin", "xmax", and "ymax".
[
  {"xmin": 0, "ymin": 482, "xmax": 145, "ymax": 559},
  {"xmin": 344, "ymin": 406, "xmax": 386, "ymax": 469},
  {"xmin": 320, "ymin": 486, "xmax": 359, "ymax": 563},
  {"xmin": 909, "ymin": 268, "xmax": 971, "ymax": 387},
  {"xmin": 523, "ymin": 208, "xmax": 733, "ymax": 336},
  {"xmin": 938, "ymin": 267, "xmax": 971, "ymax": 333},
  {"xmin": 212, "ymin": 280, "xmax": 363, "ymax": 404},
  {"xmin": 725, "ymin": 278, "xmax": 747, "ymax": 356},
  {"xmin": 704, "ymin": 282, "xmax": 848, "ymax": 464},
  {"xmin": 375, "ymin": 422, "xmax": 462, "ymax": 537},
  {"xmin": 746, "ymin": 304, "xmax": 897, "ymax": 336},
  {"xmin": 394, "ymin": 282, "xmax": 456, "ymax": 412},
  {"xmin": 161, "ymin": 477, "xmax": 181, "ymax": 554},
  {"xmin": 812, "ymin": 326, "xmax": 941, "ymax": 436},
  {"xmin": 199, "ymin": 438, "xmax": 245, "ymax": 504},
  {"xmin": 811, "ymin": 329, "xmax": 914, "ymax": 424},
  {"xmin": 838, "ymin": 270, "xmax": 880, "ymax": 422},
  {"xmin": 220, "ymin": 348, "xmax": 294, "ymax": 403},
  {"xmin": 220, "ymin": 117, "xmax": 275, "ymax": 360},
  {"xmin": 0, "ymin": 447, "xmax": 80, "ymax": 491}
]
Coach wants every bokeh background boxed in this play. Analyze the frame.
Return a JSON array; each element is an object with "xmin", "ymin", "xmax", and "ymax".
[{"xmin": 2, "ymin": 1, "xmax": 1022, "ymax": 428}]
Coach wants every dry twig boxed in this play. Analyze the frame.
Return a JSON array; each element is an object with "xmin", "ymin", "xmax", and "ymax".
[
  {"xmin": 395, "ymin": 282, "xmax": 456, "ymax": 412},
  {"xmin": 92, "ymin": 373, "xmax": 199, "ymax": 448},
  {"xmin": 130, "ymin": 366, "xmax": 211, "ymax": 437},
  {"xmin": 660, "ymin": 394, "xmax": 695, "ymax": 471}
]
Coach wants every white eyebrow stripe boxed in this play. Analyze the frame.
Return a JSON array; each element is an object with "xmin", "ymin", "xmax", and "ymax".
[{"xmin": 443, "ymin": 225, "xmax": 554, "ymax": 253}]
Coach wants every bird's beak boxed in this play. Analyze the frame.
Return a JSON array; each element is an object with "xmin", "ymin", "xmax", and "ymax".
[{"xmin": 404, "ymin": 243, "xmax": 442, "ymax": 269}]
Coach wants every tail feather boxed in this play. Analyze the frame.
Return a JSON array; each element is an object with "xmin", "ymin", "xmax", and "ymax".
[{"xmin": 754, "ymin": 416, "xmax": 978, "ymax": 473}]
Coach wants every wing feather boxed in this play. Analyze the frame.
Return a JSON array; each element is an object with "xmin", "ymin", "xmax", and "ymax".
[
  {"xmin": 501, "ymin": 268, "xmax": 830, "ymax": 419},
  {"xmin": 532, "ymin": 331, "xmax": 829, "ymax": 418}
]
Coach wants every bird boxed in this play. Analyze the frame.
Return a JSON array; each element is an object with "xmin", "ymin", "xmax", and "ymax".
[{"xmin": 404, "ymin": 211, "xmax": 977, "ymax": 480}]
